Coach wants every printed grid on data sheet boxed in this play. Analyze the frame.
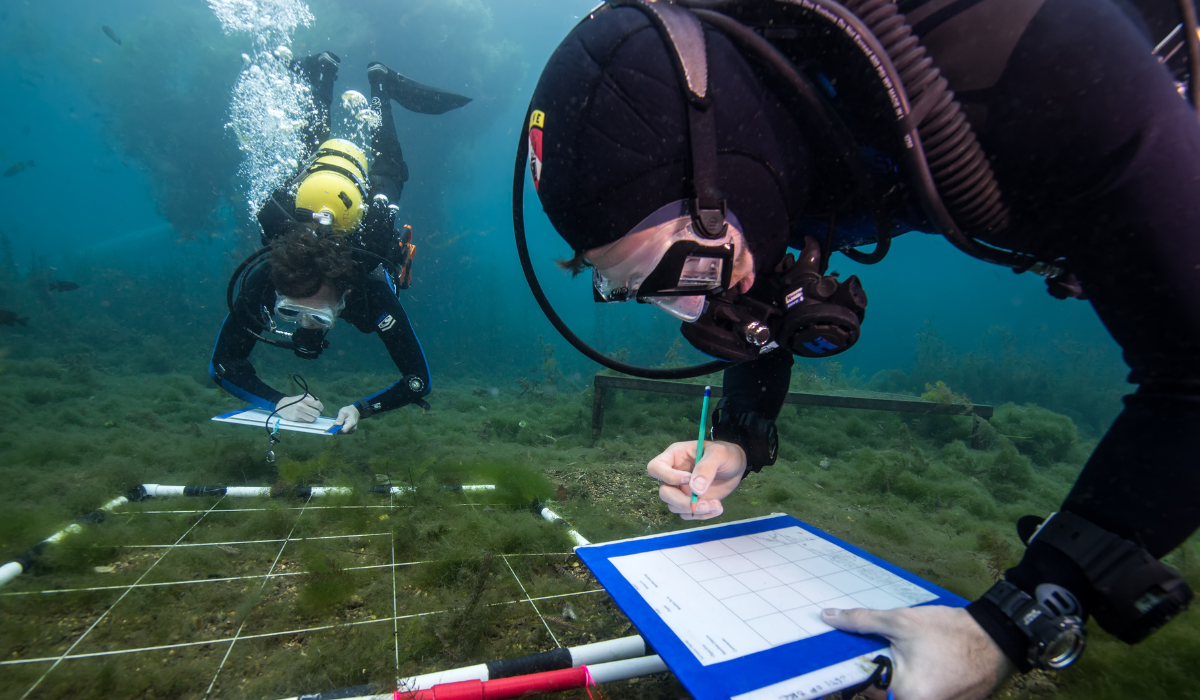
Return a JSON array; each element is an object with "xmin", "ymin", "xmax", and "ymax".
[{"xmin": 610, "ymin": 526, "xmax": 936, "ymax": 666}]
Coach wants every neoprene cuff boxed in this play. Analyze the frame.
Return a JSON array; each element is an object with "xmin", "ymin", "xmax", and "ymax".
[
  {"xmin": 966, "ymin": 596, "xmax": 1035, "ymax": 674},
  {"xmin": 710, "ymin": 409, "xmax": 778, "ymax": 472},
  {"xmin": 1006, "ymin": 541, "xmax": 1096, "ymax": 619}
]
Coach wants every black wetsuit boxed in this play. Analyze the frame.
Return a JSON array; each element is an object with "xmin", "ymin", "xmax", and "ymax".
[
  {"xmin": 210, "ymin": 54, "xmax": 431, "ymax": 418},
  {"xmin": 720, "ymin": 0, "xmax": 1200, "ymax": 649},
  {"xmin": 209, "ymin": 260, "xmax": 430, "ymax": 416}
]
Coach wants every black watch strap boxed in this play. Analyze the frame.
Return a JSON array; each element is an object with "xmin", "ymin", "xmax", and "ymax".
[
  {"xmin": 710, "ymin": 408, "xmax": 779, "ymax": 472},
  {"xmin": 967, "ymin": 592, "xmax": 1036, "ymax": 674}
]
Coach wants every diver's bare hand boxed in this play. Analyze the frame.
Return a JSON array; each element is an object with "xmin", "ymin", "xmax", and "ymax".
[
  {"xmin": 647, "ymin": 440, "xmax": 747, "ymax": 520},
  {"xmin": 822, "ymin": 605, "xmax": 1014, "ymax": 700}
]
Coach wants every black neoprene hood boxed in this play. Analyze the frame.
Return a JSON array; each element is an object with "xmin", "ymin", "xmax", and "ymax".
[{"xmin": 529, "ymin": 7, "xmax": 810, "ymax": 272}]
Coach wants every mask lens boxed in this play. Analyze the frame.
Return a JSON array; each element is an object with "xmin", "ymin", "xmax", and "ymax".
[
  {"xmin": 675, "ymin": 254, "xmax": 724, "ymax": 290},
  {"xmin": 305, "ymin": 311, "xmax": 336, "ymax": 329},
  {"xmin": 274, "ymin": 294, "xmax": 340, "ymax": 329},
  {"xmin": 647, "ymin": 295, "xmax": 706, "ymax": 322}
]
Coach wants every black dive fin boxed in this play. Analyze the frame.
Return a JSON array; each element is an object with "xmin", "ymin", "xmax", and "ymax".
[{"xmin": 374, "ymin": 64, "xmax": 471, "ymax": 115}]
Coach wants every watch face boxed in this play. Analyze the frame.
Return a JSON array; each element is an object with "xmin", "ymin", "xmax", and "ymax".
[{"xmin": 1043, "ymin": 618, "xmax": 1087, "ymax": 669}]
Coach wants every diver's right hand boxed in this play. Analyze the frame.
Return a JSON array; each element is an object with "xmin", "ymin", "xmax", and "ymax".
[
  {"xmin": 276, "ymin": 394, "xmax": 323, "ymax": 423},
  {"xmin": 647, "ymin": 440, "xmax": 748, "ymax": 520}
]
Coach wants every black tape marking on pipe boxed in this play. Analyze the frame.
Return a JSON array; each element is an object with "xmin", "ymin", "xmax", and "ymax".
[
  {"xmin": 183, "ymin": 486, "xmax": 228, "ymax": 497},
  {"xmin": 486, "ymin": 647, "xmax": 574, "ymax": 680}
]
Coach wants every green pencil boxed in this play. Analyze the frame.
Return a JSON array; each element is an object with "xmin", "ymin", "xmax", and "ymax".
[{"xmin": 691, "ymin": 385, "xmax": 712, "ymax": 515}]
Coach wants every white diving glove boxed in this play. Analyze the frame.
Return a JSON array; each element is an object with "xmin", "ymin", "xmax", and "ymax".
[
  {"xmin": 275, "ymin": 394, "xmax": 323, "ymax": 423},
  {"xmin": 335, "ymin": 405, "xmax": 360, "ymax": 434}
]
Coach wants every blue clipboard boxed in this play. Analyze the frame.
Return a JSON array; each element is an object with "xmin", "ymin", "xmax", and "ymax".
[{"xmin": 576, "ymin": 513, "xmax": 967, "ymax": 700}]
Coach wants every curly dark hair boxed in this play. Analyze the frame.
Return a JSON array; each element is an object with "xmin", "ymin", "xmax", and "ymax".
[{"xmin": 270, "ymin": 229, "xmax": 356, "ymax": 298}]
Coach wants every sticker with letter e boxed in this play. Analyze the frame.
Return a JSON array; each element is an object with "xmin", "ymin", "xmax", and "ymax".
[{"xmin": 529, "ymin": 109, "xmax": 545, "ymax": 191}]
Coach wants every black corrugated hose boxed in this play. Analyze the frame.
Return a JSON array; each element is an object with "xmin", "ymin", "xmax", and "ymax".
[{"xmin": 841, "ymin": 0, "xmax": 1010, "ymax": 242}]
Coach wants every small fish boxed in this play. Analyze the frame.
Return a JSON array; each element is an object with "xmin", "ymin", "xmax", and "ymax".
[
  {"xmin": 3, "ymin": 160, "xmax": 33, "ymax": 177},
  {"xmin": 556, "ymin": 484, "xmax": 569, "ymax": 501},
  {"xmin": 102, "ymin": 25, "xmax": 121, "ymax": 45},
  {"xmin": 47, "ymin": 280, "xmax": 80, "ymax": 292},
  {"xmin": 0, "ymin": 310, "xmax": 28, "ymax": 327}
]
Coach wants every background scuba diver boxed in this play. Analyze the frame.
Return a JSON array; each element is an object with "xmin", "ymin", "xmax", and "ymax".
[
  {"xmin": 212, "ymin": 52, "xmax": 470, "ymax": 433},
  {"xmin": 522, "ymin": 1, "xmax": 1197, "ymax": 698}
]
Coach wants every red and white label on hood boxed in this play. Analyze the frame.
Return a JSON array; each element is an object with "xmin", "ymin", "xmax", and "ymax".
[{"xmin": 529, "ymin": 109, "xmax": 545, "ymax": 192}]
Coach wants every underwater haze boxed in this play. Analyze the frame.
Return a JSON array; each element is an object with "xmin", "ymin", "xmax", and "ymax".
[{"xmin": 0, "ymin": 1, "xmax": 1195, "ymax": 699}]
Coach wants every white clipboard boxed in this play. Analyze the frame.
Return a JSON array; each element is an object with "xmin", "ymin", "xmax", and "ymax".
[{"xmin": 212, "ymin": 407, "xmax": 342, "ymax": 435}]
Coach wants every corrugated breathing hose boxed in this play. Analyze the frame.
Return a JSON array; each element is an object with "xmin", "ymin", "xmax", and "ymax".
[{"xmin": 841, "ymin": 0, "xmax": 1010, "ymax": 240}]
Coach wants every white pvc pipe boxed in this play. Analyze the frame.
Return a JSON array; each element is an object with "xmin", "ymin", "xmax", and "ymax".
[
  {"xmin": 138, "ymin": 484, "xmax": 496, "ymax": 498},
  {"xmin": 142, "ymin": 484, "xmax": 185, "ymax": 497},
  {"xmin": 399, "ymin": 663, "xmax": 489, "ymax": 691},
  {"xmin": 586, "ymin": 654, "xmax": 668, "ymax": 684},
  {"xmin": 306, "ymin": 487, "xmax": 353, "ymax": 497},
  {"xmin": 383, "ymin": 485, "xmax": 496, "ymax": 494},
  {"xmin": 224, "ymin": 486, "xmax": 272, "ymax": 497},
  {"xmin": 44, "ymin": 524, "xmax": 83, "ymax": 544},
  {"xmin": 570, "ymin": 634, "xmax": 646, "ymax": 666},
  {"xmin": 395, "ymin": 635, "xmax": 647, "ymax": 692},
  {"xmin": 0, "ymin": 562, "xmax": 23, "ymax": 587},
  {"xmin": 0, "ymin": 483, "xmax": 503, "ymax": 590},
  {"xmin": 538, "ymin": 506, "xmax": 592, "ymax": 546},
  {"xmin": 99, "ymin": 496, "xmax": 129, "ymax": 512}
]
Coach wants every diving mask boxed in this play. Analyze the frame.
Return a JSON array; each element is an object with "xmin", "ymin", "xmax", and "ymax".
[
  {"xmin": 274, "ymin": 291, "xmax": 346, "ymax": 330},
  {"xmin": 588, "ymin": 200, "xmax": 746, "ymax": 322}
]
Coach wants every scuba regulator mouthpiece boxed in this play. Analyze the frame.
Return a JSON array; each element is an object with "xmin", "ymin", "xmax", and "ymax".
[
  {"xmin": 681, "ymin": 236, "xmax": 867, "ymax": 362},
  {"xmin": 290, "ymin": 327, "xmax": 330, "ymax": 360}
]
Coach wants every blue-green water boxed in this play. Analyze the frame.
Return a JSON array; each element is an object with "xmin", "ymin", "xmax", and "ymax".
[
  {"xmin": 0, "ymin": 2, "xmax": 1192, "ymax": 699},
  {"xmin": 0, "ymin": 0, "xmax": 1121, "ymax": 400}
]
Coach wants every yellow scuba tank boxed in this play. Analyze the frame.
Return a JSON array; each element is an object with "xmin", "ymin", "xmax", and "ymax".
[{"xmin": 293, "ymin": 139, "xmax": 370, "ymax": 233}]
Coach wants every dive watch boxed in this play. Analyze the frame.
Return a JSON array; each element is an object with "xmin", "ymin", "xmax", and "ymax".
[{"xmin": 980, "ymin": 580, "xmax": 1087, "ymax": 670}]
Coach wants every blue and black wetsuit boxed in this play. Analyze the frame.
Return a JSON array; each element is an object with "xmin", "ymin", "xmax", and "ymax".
[
  {"xmin": 210, "ymin": 260, "xmax": 431, "ymax": 418},
  {"xmin": 211, "ymin": 52, "xmax": 430, "ymax": 419},
  {"xmin": 719, "ymin": 0, "xmax": 1200, "ymax": 662}
]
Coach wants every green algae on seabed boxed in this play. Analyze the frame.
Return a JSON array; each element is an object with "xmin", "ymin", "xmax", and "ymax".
[{"xmin": 0, "ymin": 358, "xmax": 1196, "ymax": 698}]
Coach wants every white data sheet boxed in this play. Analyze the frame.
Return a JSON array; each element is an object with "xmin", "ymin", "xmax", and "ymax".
[{"xmin": 609, "ymin": 525, "xmax": 936, "ymax": 666}]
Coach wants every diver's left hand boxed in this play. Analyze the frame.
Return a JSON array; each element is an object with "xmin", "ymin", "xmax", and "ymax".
[
  {"xmin": 335, "ymin": 405, "xmax": 360, "ymax": 434},
  {"xmin": 821, "ymin": 605, "xmax": 1015, "ymax": 700}
]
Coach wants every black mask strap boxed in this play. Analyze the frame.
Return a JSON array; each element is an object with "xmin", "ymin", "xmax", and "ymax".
[{"xmin": 609, "ymin": 0, "xmax": 727, "ymax": 238}]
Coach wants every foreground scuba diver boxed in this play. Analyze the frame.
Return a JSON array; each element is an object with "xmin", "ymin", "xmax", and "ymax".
[
  {"xmin": 212, "ymin": 52, "xmax": 469, "ymax": 432},
  {"xmin": 518, "ymin": 1, "xmax": 1197, "ymax": 698}
]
